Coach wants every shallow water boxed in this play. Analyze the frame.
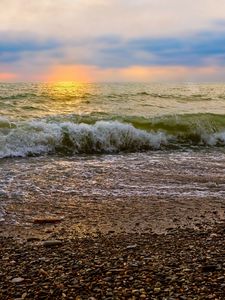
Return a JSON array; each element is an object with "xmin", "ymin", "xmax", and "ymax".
[
  {"xmin": 1, "ymin": 149, "xmax": 225, "ymax": 198},
  {"xmin": 0, "ymin": 150, "xmax": 225, "ymax": 236}
]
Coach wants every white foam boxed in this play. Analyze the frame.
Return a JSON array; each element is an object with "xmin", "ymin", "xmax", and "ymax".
[
  {"xmin": 202, "ymin": 132, "xmax": 225, "ymax": 146},
  {"xmin": 0, "ymin": 120, "xmax": 168, "ymax": 158}
]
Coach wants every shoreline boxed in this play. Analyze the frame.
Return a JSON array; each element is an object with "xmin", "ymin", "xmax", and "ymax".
[{"xmin": 1, "ymin": 193, "xmax": 225, "ymax": 240}]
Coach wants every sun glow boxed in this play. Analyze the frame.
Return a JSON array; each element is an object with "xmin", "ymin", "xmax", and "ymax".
[
  {"xmin": 0, "ymin": 72, "xmax": 17, "ymax": 81},
  {"xmin": 45, "ymin": 65, "xmax": 91, "ymax": 83}
]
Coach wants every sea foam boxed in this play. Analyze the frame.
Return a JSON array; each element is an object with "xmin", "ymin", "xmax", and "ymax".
[
  {"xmin": 1, "ymin": 116, "xmax": 225, "ymax": 158},
  {"xmin": 0, "ymin": 120, "xmax": 167, "ymax": 158}
]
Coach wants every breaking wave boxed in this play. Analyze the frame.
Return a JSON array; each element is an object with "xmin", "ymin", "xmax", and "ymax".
[
  {"xmin": 1, "ymin": 113, "xmax": 225, "ymax": 158},
  {"xmin": 0, "ymin": 119, "xmax": 167, "ymax": 158}
]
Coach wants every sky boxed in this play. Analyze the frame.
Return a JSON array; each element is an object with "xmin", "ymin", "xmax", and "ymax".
[{"xmin": 1, "ymin": 0, "xmax": 225, "ymax": 82}]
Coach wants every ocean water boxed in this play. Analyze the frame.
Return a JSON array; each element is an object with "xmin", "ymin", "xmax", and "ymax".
[
  {"xmin": 1, "ymin": 82, "xmax": 225, "ymax": 226},
  {"xmin": 1, "ymin": 82, "xmax": 225, "ymax": 157}
]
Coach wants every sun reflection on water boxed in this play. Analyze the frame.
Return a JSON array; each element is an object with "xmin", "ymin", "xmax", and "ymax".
[
  {"xmin": 44, "ymin": 81, "xmax": 90, "ymax": 100},
  {"xmin": 35, "ymin": 81, "xmax": 93, "ymax": 116}
]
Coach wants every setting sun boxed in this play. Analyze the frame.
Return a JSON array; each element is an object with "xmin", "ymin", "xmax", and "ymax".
[{"xmin": 44, "ymin": 65, "xmax": 92, "ymax": 83}]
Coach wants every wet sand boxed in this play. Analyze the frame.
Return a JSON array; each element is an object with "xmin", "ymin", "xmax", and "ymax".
[{"xmin": 1, "ymin": 193, "xmax": 225, "ymax": 241}]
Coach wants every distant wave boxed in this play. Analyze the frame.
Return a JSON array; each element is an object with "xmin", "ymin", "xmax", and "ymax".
[
  {"xmin": 0, "ymin": 93, "xmax": 38, "ymax": 100},
  {"xmin": 0, "ymin": 90, "xmax": 215, "ymax": 103},
  {"xmin": 1, "ymin": 113, "xmax": 225, "ymax": 158},
  {"xmin": 104, "ymin": 92, "xmax": 214, "ymax": 102}
]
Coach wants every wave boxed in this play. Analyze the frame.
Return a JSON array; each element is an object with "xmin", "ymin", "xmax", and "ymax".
[
  {"xmin": 0, "ymin": 119, "xmax": 167, "ymax": 158},
  {"xmin": 0, "ymin": 93, "xmax": 38, "ymax": 100},
  {"xmin": 1, "ymin": 113, "xmax": 225, "ymax": 158},
  {"xmin": 103, "ymin": 92, "xmax": 215, "ymax": 103},
  {"xmin": 0, "ymin": 90, "xmax": 215, "ymax": 103}
]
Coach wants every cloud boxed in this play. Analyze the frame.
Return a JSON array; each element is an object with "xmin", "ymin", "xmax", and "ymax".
[
  {"xmin": 1, "ymin": 0, "xmax": 225, "ymax": 81},
  {"xmin": 0, "ymin": 71, "xmax": 17, "ymax": 81},
  {"xmin": 1, "ymin": 0, "xmax": 225, "ymax": 39},
  {"xmin": 97, "ymin": 30, "xmax": 225, "ymax": 68},
  {"xmin": 0, "ymin": 32, "xmax": 60, "ymax": 64},
  {"xmin": 2, "ymin": 28, "xmax": 225, "ymax": 68},
  {"xmin": 33, "ymin": 63, "xmax": 225, "ymax": 83}
]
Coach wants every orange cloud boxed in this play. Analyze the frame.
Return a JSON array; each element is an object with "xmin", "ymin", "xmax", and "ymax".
[
  {"xmin": 36, "ymin": 64, "xmax": 220, "ymax": 83},
  {"xmin": 42, "ymin": 65, "xmax": 92, "ymax": 83},
  {"xmin": 112, "ymin": 65, "xmax": 218, "ymax": 82},
  {"xmin": 90, "ymin": 65, "xmax": 218, "ymax": 82},
  {"xmin": 0, "ymin": 72, "xmax": 17, "ymax": 81}
]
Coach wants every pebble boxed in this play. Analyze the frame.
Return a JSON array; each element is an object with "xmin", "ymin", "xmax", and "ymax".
[
  {"xmin": 11, "ymin": 277, "xmax": 24, "ymax": 283},
  {"xmin": 0, "ymin": 190, "xmax": 7, "ymax": 197},
  {"xmin": 42, "ymin": 240, "xmax": 63, "ymax": 247},
  {"xmin": 27, "ymin": 236, "xmax": 41, "ymax": 242},
  {"xmin": 33, "ymin": 217, "xmax": 64, "ymax": 224},
  {"xmin": 126, "ymin": 244, "xmax": 137, "ymax": 249},
  {"xmin": 202, "ymin": 264, "xmax": 217, "ymax": 272}
]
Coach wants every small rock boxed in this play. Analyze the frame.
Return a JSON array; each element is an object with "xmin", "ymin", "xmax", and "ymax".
[
  {"xmin": 33, "ymin": 217, "xmax": 64, "ymax": 224},
  {"xmin": 202, "ymin": 264, "xmax": 217, "ymax": 272},
  {"xmin": 39, "ymin": 268, "xmax": 48, "ymax": 276},
  {"xmin": 154, "ymin": 287, "xmax": 161, "ymax": 293},
  {"xmin": 210, "ymin": 233, "xmax": 218, "ymax": 238},
  {"xmin": 27, "ymin": 236, "xmax": 41, "ymax": 242},
  {"xmin": 11, "ymin": 277, "xmax": 24, "ymax": 283},
  {"xmin": 110, "ymin": 268, "xmax": 124, "ymax": 273},
  {"xmin": 132, "ymin": 289, "xmax": 139, "ymax": 295},
  {"xmin": 0, "ymin": 190, "xmax": 8, "ymax": 197},
  {"xmin": 126, "ymin": 244, "xmax": 137, "ymax": 249},
  {"xmin": 42, "ymin": 240, "xmax": 63, "ymax": 247}
]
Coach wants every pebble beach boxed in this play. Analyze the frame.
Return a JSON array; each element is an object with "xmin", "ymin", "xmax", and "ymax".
[{"xmin": 1, "ymin": 223, "xmax": 225, "ymax": 299}]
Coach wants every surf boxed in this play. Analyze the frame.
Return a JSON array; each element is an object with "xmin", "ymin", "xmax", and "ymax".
[{"xmin": 1, "ymin": 113, "xmax": 225, "ymax": 158}]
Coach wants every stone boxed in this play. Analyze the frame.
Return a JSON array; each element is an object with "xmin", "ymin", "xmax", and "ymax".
[
  {"xmin": 33, "ymin": 217, "xmax": 64, "ymax": 224},
  {"xmin": 27, "ymin": 236, "xmax": 41, "ymax": 242},
  {"xmin": 11, "ymin": 277, "xmax": 24, "ymax": 283},
  {"xmin": 154, "ymin": 287, "xmax": 161, "ymax": 293},
  {"xmin": 42, "ymin": 240, "xmax": 63, "ymax": 247},
  {"xmin": 202, "ymin": 264, "xmax": 217, "ymax": 272},
  {"xmin": 126, "ymin": 244, "xmax": 137, "ymax": 249}
]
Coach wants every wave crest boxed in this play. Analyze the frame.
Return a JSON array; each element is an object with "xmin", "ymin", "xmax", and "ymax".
[
  {"xmin": 0, "ymin": 120, "xmax": 167, "ymax": 158},
  {"xmin": 1, "ymin": 114, "xmax": 225, "ymax": 158}
]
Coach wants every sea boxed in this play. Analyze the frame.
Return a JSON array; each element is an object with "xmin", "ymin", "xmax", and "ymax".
[{"xmin": 1, "ymin": 82, "xmax": 225, "ymax": 226}]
